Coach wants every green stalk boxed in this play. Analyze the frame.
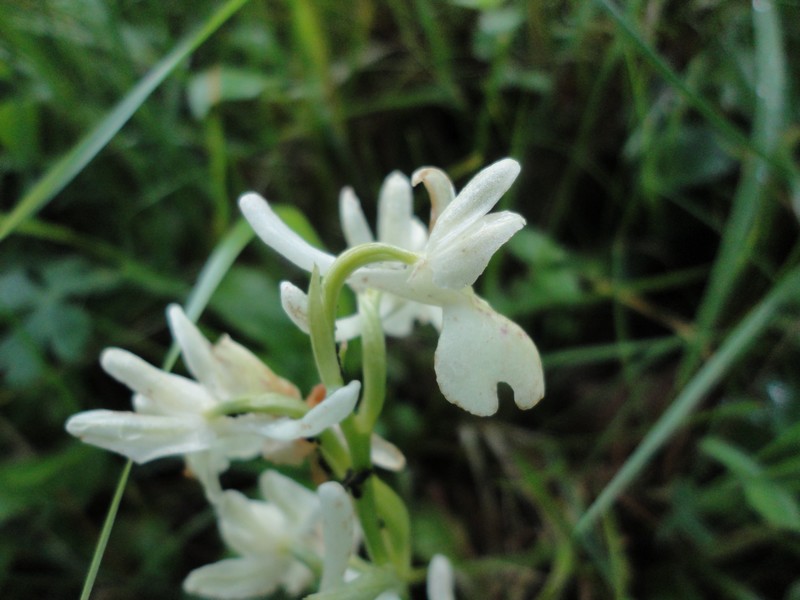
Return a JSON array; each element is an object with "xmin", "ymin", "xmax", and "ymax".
[
  {"xmin": 356, "ymin": 291, "xmax": 387, "ymax": 432},
  {"xmin": 321, "ymin": 243, "xmax": 417, "ymax": 327},
  {"xmin": 574, "ymin": 265, "xmax": 800, "ymax": 536},
  {"xmin": 79, "ymin": 460, "xmax": 132, "ymax": 600},
  {"xmin": 344, "ymin": 290, "xmax": 391, "ymax": 567},
  {"xmin": 307, "ymin": 246, "xmax": 417, "ymax": 568}
]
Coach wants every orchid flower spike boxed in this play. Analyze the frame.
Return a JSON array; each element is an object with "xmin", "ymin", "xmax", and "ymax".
[
  {"xmin": 239, "ymin": 158, "xmax": 544, "ymax": 416},
  {"xmin": 65, "ymin": 305, "xmax": 360, "ymax": 471}
]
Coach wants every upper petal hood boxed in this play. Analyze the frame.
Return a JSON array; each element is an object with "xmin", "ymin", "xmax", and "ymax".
[
  {"xmin": 426, "ymin": 158, "xmax": 520, "ymax": 259},
  {"xmin": 427, "ymin": 210, "xmax": 525, "ymax": 289}
]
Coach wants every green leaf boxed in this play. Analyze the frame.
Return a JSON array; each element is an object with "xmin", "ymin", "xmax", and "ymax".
[
  {"xmin": 187, "ymin": 66, "xmax": 281, "ymax": 119},
  {"xmin": 506, "ymin": 229, "xmax": 583, "ymax": 311},
  {"xmin": 0, "ymin": 0, "xmax": 253, "ymax": 242},
  {"xmin": 0, "ymin": 331, "xmax": 44, "ymax": 388},
  {"xmin": 0, "ymin": 445, "xmax": 107, "ymax": 524},
  {"xmin": 0, "ymin": 100, "xmax": 39, "ymax": 166},
  {"xmin": 0, "ymin": 269, "xmax": 41, "ymax": 310},
  {"xmin": 649, "ymin": 126, "xmax": 735, "ymax": 194},
  {"xmin": 700, "ymin": 437, "xmax": 760, "ymax": 478},
  {"xmin": 209, "ymin": 265, "xmax": 285, "ymax": 343},
  {"xmin": 701, "ymin": 437, "xmax": 800, "ymax": 531},
  {"xmin": 306, "ymin": 567, "xmax": 401, "ymax": 600},
  {"xmin": 743, "ymin": 479, "xmax": 800, "ymax": 531}
]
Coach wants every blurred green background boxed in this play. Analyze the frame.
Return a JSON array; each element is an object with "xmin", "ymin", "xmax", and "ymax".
[{"xmin": 1, "ymin": 0, "xmax": 800, "ymax": 598}]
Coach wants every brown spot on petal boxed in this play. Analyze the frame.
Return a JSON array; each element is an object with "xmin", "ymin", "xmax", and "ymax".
[{"xmin": 306, "ymin": 383, "xmax": 327, "ymax": 407}]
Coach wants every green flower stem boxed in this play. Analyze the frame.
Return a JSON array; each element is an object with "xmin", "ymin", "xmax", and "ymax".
[
  {"xmin": 338, "ymin": 290, "xmax": 390, "ymax": 564},
  {"xmin": 356, "ymin": 290, "xmax": 387, "ymax": 433},
  {"xmin": 309, "ymin": 243, "xmax": 416, "ymax": 391},
  {"xmin": 205, "ymin": 393, "xmax": 308, "ymax": 418},
  {"xmin": 308, "ymin": 266, "xmax": 344, "ymax": 389},
  {"xmin": 374, "ymin": 477, "xmax": 412, "ymax": 576},
  {"xmin": 306, "ymin": 244, "xmax": 417, "ymax": 569},
  {"xmin": 317, "ymin": 429, "xmax": 351, "ymax": 478},
  {"xmin": 320, "ymin": 243, "xmax": 418, "ymax": 327}
]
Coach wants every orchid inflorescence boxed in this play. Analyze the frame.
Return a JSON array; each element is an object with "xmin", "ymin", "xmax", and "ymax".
[{"xmin": 66, "ymin": 158, "xmax": 544, "ymax": 599}]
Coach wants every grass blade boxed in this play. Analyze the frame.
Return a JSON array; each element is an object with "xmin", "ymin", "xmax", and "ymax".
[
  {"xmin": 78, "ymin": 460, "xmax": 132, "ymax": 600},
  {"xmin": 0, "ymin": 0, "xmax": 252, "ymax": 243},
  {"xmin": 594, "ymin": 0, "xmax": 788, "ymax": 175},
  {"xmin": 573, "ymin": 264, "xmax": 800, "ymax": 536},
  {"xmin": 163, "ymin": 218, "xmax": 254, "ymax": 369},
  {"xmin": 679, "ymin": 0, "xmax": 788, "ymax": 378}
]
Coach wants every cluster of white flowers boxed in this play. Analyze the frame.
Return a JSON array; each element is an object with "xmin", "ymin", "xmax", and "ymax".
[
  {"xmin": 66, "ymin": 158, "xmax": 542, "ymax": 599},
  {"xmin": 241, "ymin": 157, "xmax": 544, "ymax": 416}
]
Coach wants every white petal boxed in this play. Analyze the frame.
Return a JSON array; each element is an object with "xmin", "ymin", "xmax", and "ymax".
[
  {"xmin": 411, "ymin": 166, "xmax": 455, "ymax": 226},
  {"xmin": 428, "ymin": 211, "xmax": 525, "ymax": 289},
  {"xmin": 100, "ymin": 348, "xmax": 215, "ymax": 415},
  {"xmin": 353, "ymin": 264, "xmax": 459, "ymax": 307},
  {"xmin": 333, "ymin": 313, "xmax": 365, "ymax": 341},
  {"xmin": 166, "ymin": 304, "xmax": 218, "ymax": 393},
  {"xmin": 213, "ymin": 335, "xmax": 301, "ymax": 399},
  {"xmin": 427, "ymin": 158, "xmax": 520, "ymax": 258},
  {"xmin": 434, "ymin": 295, "xmax": 544, "ymax": 416},
  {"xmin": 427, "ymin": 554, "xmax": 455, "ymax": 600},
  {"xmin": 217, "ymin": 490, "xmax": 289, "ymax": 556},
  {"xmin": 184, "ymin": 450, "xmax": 224, "ymax": 502},
  {"xmin": 377, "ymin": 297, "xmax": 417, "ymax": 338},
  {"xmin": 281, "ymin": 281, "xmax": 311, "ymax": 334},
  {"xmin": 377, "ymin": 171, "xmax": 413, "ymax": 249},
  {"xmin": 258, "ymin": 381, "xmax": 361, "ymax": 440},
  {"xmin": 409, "ymin": 216, "xmax": 430, "ymax": 252},
  {"xmin": 259, "ymin": 470, "xmax": 320, "ymax": 528},
  {"xmin": 183, "ymin": 556, "xmax": 288, "ymax": 599},
  {"xmin": 239, "ymin": 192, "xmax": 336, "ymax": 274},
  {"xmin": 319, "ymin": 481, "xmax": 355, "ymax": 591},
  {"xmin": 370, "ymin": 433, "xmax": 406, "ymax": 471},
  {"xmin": 65, "ymin": 409, "xmax": 212, "ymax": 463},
  {"xmin": 210, "ymin": 417, "xmax": 268, "ymax": 459},
  {"xmin": 339, "ymin": 187, "xmax": 374, "ymax": 247}
]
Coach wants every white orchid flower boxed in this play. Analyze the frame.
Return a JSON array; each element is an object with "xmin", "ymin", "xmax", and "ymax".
[
  {"xmin": 184, "ymin": 471, "xmax": 358, "ymax": 599},
  {"xmin": 239, "ymin": 158, "xmax": 544, "ymax": 416},
  {"xmin": 65, "ymin": 304, "xmax": 361, "ymax": 467},
  {"xmin": 276, "ymin": 171, "xmax": 441, "ymax": 341},
  {"xmin": 337, "ymin": 173, "xmax": 442, "ymax": 337}
]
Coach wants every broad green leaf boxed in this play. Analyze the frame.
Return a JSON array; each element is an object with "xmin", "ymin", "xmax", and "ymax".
[
  {"xmin": 0, "ymin": 269, "xmax": 41, "ymax": 310},
  {"xmin": 0, "ymin": 100, "xmax": 39, "ymax": 166},
  {"xmin": 187, "ymin": 66, "xmax": 281, "ymax": 119},
  {"xmin": 743, "ymin": 479, "xmax": 800, "ymax": 531},
  {"xmin": 702, "ymin": 437, "xmax": 800, "ymax": 531},
  {"xmin": 0, "ymin": 445, "xmax": 107, "ymax": 523}
]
